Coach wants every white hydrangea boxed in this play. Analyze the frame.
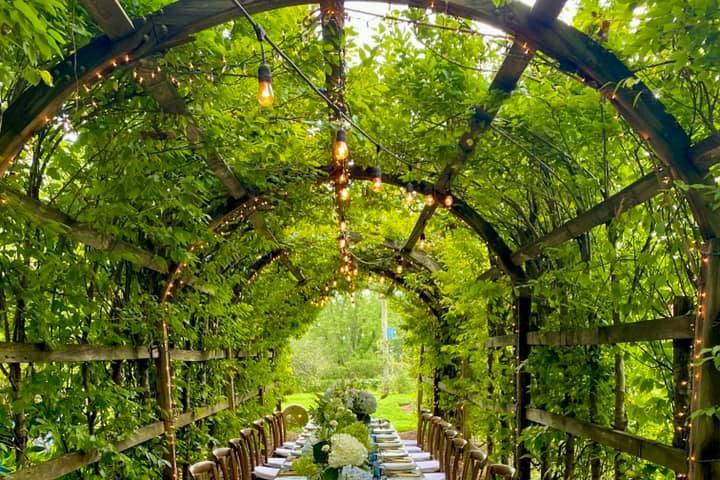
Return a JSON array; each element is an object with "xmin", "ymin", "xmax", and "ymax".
[{"xmin": 328, "ymin": 433, "xmax": 368, "ymax": 468}]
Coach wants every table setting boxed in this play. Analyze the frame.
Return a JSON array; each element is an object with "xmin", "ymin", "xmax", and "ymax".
[{"xmin": 275, "ymin": 381, "xmax": 426, "ymax": 480}]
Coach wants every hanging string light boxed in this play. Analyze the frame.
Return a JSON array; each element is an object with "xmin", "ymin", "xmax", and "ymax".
[
  {"xmin": 443, "ymin": 193, "xmax": 454, "ymax": 208},
  {"xmin": 257, "ymin": 62, "xmax": 274, "ymax": 107},
  {"xmin": 369, "ymin": 166, "xmax": 382, "ymax": 192},
  {"xmin": 404, "ymin": 182, "xmax": 416, "ymax": 204},
  {"xmin": 419, "ymin": 233, "xmax": 427, "ymax": 249},
  {"xmin": 333, "ymin": 129, "xmax": 349, "ymax": 162}
]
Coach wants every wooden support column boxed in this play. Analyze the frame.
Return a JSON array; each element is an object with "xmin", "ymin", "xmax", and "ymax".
[
  {"xmin": 416, "ymin": 345, "xmax": 425, "ymax": 419},
  {"xmin": 689, "ymin": 239, "xmax": 720, "ymax": 479},
  {"xmin": 672, "ymin": 295, "xmax": 692, "ymax": 478},
  {"xmin": 156, "ymin": 319, "xmax": 177, "ymax": 480},
  {"xmin": 515, "ymin": 290, "xmax": 532, "ymax": 480}
]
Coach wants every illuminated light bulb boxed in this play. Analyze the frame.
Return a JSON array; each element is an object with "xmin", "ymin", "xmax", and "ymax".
[
  {"xmin": 338, "ymin": 172, "xmax": 348, "ymax": 184},
  {"xmin": 346, "ymin": 275, "xmax": 352, "ymax": 282},
  {"xmin": 340, "ymin": 187, "xmax": 350, "ymax": 201},
  {"xmin": 369, "ymin": 166, "xmax": 382, "ymax": 192},
  {"xmin": 340, "ymin": 219, "xmax": 348, "ymax": 231},
  {"xmin": 332, "ymin": 280, "xmax": 337, "ymax": 287},
  {"xmin": 257, "ymin": 63, "xmax": 274, "ymax": 107},
  {"xmin": 419, "ymin": 233, "xmax": 426, "ymax": 249},
  {"xmin": 425, "ymin": 194, "xmax": 435, "ymax": 206},
  {"xmin": 373, "ymin": 176, "xmax": 382, "ymax": 192},
  {"xmin": 396, "ymin": 263, "xmax": 404, "ymax": 274},
  {"xmin": 333, "ymin": 129, "xmax": 349, "ymax": 162},
  {"xmin": 405, "ymin": 182, "xmax": 415, "ymax": 203},
  {"xmin": 339, "ymin": 236, "xmax": 347, "ymax": 248},
  {"xmin": 443, "ymin": 194, "xmax": 453, "ymax": 208}
]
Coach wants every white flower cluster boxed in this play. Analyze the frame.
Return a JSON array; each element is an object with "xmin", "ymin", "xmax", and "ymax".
[
  {"xmin": 339, "ymin": 465, "xmax": 373, "ymax": 480},
  {"xmin": 327, "ymin": 433, "xmax": 368, "ymax": 468}
]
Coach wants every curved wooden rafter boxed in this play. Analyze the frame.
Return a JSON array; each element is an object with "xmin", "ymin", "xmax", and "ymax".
[{"xmin": 0, "ymin": 0, "xmax": 716, "ymax": 242}]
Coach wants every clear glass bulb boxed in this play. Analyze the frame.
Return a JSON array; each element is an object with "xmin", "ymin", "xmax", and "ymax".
[{"xmin": 257, "ymin": 80, "xmax": 274, "ymax": 107}]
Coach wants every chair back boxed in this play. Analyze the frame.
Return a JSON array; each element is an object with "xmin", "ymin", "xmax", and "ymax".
[
  {"xmin": 254, "ymin": 419, "xmax": 273, "ymax": 461},
  {"xmin": 242, "ymin": 428, "xmax": 263, "ymax": 468},
  {"xmin": 465, "ymin": 449, "xmax": 488, "ymax": 480},
  {"xmin": 440, "ymin": 428, "xmax": 457, "ymax": 471},
  {"xmin": 448, "ymin": 436, "xmax": 467, "ymax": 480},
  {"xmin": 274, "ymin": 410, "xmax": 286, "ymax": 444},
  {"xmin": 213, "ymin": 446, "xmax": 239, "ymax": 480},
  {"xmin": 189, "ymin": 460, "xmax": 220, "ymax": 480},
  {"xmin": 417, "ymin": 409, "xmax": 431, "ymax": 448},
  {"xmin": 484, "ymin": 464, "xmax": 516, "ymax": 479},
  {"xmin": 420, "ymin": 413, "xmax": 434, "ymax": 450},
  {"xmin": 266, "ymin": 414, "xmax": 281, "ymax": 451},
  {"xmin": 230, "ymin": 437, "xmax": 251, "ymax": 480}
]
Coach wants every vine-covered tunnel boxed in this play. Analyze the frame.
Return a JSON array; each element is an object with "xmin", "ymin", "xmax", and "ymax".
[{"xmin": 0, "ymin": 0, "xmax": 719, "ymax": 478}]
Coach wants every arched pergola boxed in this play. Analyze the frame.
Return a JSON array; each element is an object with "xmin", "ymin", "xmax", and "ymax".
[{"xmin": 2, "ymin": 1, "xmax": 720, "ymax": 479}]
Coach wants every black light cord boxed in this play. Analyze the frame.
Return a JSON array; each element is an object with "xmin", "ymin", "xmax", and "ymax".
[{"xmin": 230, "ymin": 0, "xmax": 414, "ymax": 167}]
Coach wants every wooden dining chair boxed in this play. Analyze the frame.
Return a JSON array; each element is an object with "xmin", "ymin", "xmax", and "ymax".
[
  {"xmin": 420, "ymin": 413, "xmax": 434, "ymax": 452},
  {"xmin": 439, "ymin": 428, "xmax": 458, "ymax": 472},
  {"xmin": 464, "ymin": 449, "xmax": 488, "ymax": 480},
  {"xmin": 213, "ymin": 446, "xmax": 239, "ymax": 480},
  {"xmin": 416, "ymin": 409, "xmax": 431, "ymax": 449},
  {"xmin": 229, "ymin": 437, "xmax": 251, "ymax": 480},
  {"xmin": 265, "ymin": 414, "xmax": 280, "ymax": 451},
  {"xmin": 253, "ymin": 420, "xmax": 272, "ymax": 463},
  {"xmin": 189, "ymin": 460, "xmax": 220, "ymax": 480},
  {"xmin": 242, "ymin": 428, "xmax": 263, "ymax": 468},
  {"xmin": 273, "ymin": 410, "xmax": 286, "ymax": 445},
  {"xmin": 448, "ymin": 437, "xmax": 468, "ymax": 480},
  {"xmin": 484, "ymin": 464, "xmax": 516, "ymax": 480}
]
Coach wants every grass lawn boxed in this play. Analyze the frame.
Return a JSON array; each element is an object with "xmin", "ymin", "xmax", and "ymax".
[{"xmin": 283, "ymin": 391, "xmax": 417, "ymax": 432}]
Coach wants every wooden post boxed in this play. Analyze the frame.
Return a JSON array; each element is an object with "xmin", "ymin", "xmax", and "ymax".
[
  {"xmin": 515, "ymin": 290, "xmax": 532, "ymax": 480},
  {"xmin": 258, "ymin": 385, "xmax": 266, "ymax": 407},
  {"xmin": 672, "ymin": 295, "xmax": 692, "ymax": 479},
  {"xmin": 229, "ymin": 372, "xmax": 237, "ymax": 410},
  {"xmin": 689, "ymin": 239, "xmax": 720, "ymax": 479},
  {"xmin": 433, "ymin": 366, "xmax": 441, "ymax": 416},
  {"xmin": 156, "ymin": 319, "xmax": 177, "ymax": 480},
  {"xmin": 416, "ymin": 345, "xmax": 425, "ymax": 420}
]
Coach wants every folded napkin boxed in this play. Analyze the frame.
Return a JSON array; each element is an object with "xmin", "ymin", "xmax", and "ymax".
[
  {"xmin": 384, "ymin": 473, "xmax": 422, "ymax": 478},
  {"xmin": 377, "ymin": 441, "xmax": 403, "ymax": 448},
  {"xmin": 382, "ymin": 463, "xmax": 419, "ymax": 471},
  {"xmin": 372, "ymin": 428, "xmax": 395, "ymax": 434},
  {"xmin": 381, "ymin": 451, "xmax": 408, "ymax": 458}
]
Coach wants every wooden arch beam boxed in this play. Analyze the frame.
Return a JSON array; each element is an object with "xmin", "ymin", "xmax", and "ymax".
[
  {"xmin": 399, "ymin": 0, "xmax": 566, "ymax": 279},
  {"xmin": 0, "ymin": 0, "xmax": 717, "ymax": 261}
]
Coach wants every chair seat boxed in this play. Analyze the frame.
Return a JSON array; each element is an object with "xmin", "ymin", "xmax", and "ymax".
[
  {"xmin": 409, "ymin": 452, "xmax": 431, "ymax": 461},
  {"xmin": 267, "ymin": 457, "xmax": 286, "ymax": 468},
  {"xmin": 254, "ymin": 466, "xmax": 280, "ymax": 480},
  {"xmin": 424, "ymin": 473, "xmax": 445, "ymax": 480},
  {"xmin": 405, "ymin": 446, "xmax": 422, "ymax": 453},
  {"xmin": 402, "ymin": 440, "xmax": 418, "ymax": 446},
  {"xmin": 416, "ymin": 460, "xmax": 440, "ymax": 473}
]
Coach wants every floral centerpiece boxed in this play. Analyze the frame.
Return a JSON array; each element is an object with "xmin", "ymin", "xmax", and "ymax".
[{"xmin": 293, "ymin": 382, "xmax": 377, "ymax": 480}]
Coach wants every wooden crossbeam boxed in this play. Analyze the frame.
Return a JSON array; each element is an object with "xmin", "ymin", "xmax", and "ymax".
[
  {"xmin": 0, "ymin": 184, "xmax": 218, "ymax": 294},
  {"xmin": 0, "ymin": 343, "xmax": 251, "ymax": 363},
  {"xmin": 484, "ymin": 315, "xmax": 693, "ymax": 348},
  {"xmin": 5, "ymin": 385, "xmax": 271, "ymax": 480},
  {"xmin": 510, "ymin": 134, "xmax": 720, "ymax": 266},
  {"xmin": 527, "ymin": 409, "xmax": 688, "ymax": 473},
  {"xmin": 399, "ymin": 0, "xmax": 567, "ymax": 273},
  {"xmin": 78, "ymin": 1, "xmax": 304, "ymax": 285},
  {"xmin": 80, "ymin": 0, "xmax": 134, "ymax": 39},
  {"xmin": 420, "ymin": 375, "xmax": 512, "ymax": 414}
]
